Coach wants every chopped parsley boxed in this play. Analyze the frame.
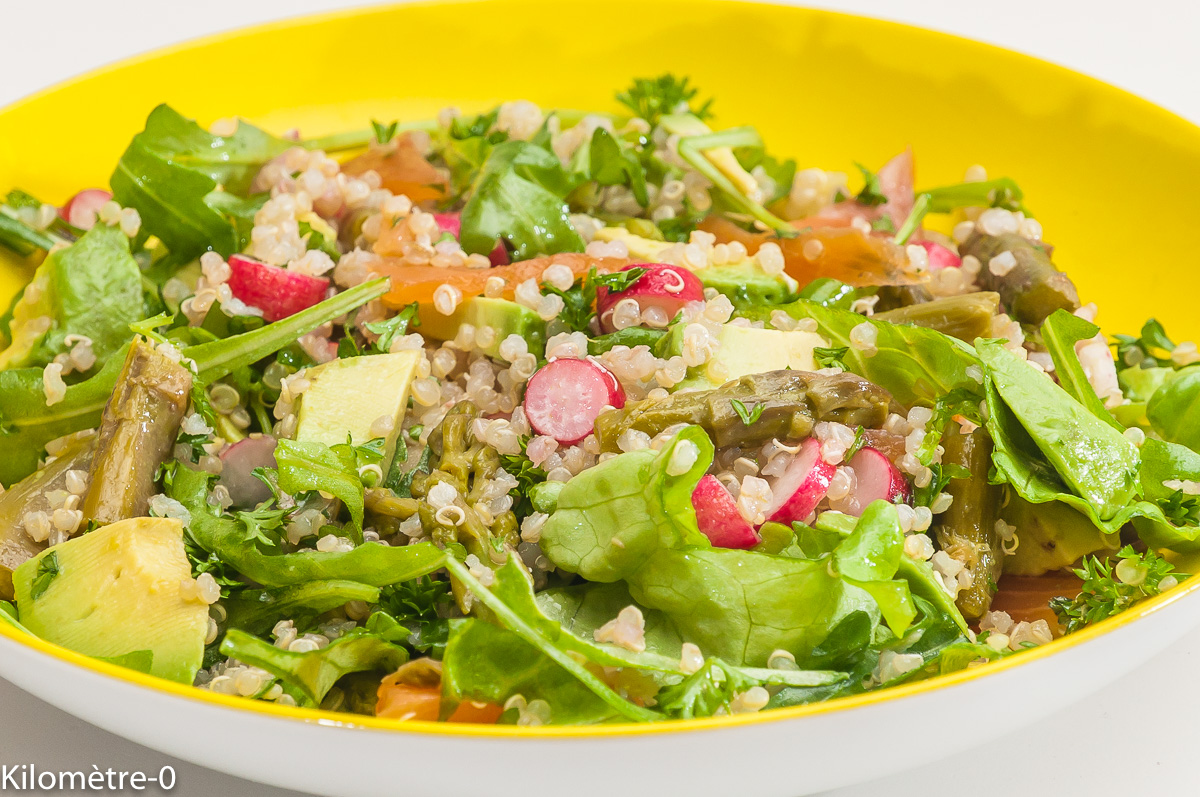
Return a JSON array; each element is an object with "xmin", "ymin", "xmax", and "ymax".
[
  {"xmin": 29, "ymin": 552, "xmax": 60, "ymax": 601},
  {"xmin": 813, "ymin": 346, "xmax": 849, "ymax": 370},
  {"xmin": 853, "ymin": 163, "xmax": 888, "ymax": 207},
  {"xmin": 1050, "ymin": 546, "xmax": 1185, "ymax": 635},
  {"xmin": 616, "ymin": 74, "xmax": 714, "ymax": 127},
  {"xmin": 371, "ymin": 119, "xmax": 400, "ymax": 145}
]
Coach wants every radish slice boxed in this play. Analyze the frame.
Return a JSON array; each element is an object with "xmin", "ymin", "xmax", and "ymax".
[
  {"xmin": 841, "ymin": 446, "xmax": 912, "ymax": 516},
  {"xmin": 916, "ymin": 240, "xmax": 962, "ymax": 270},
  {"xmin": 692, "ymin": 475, "xmax": 760, "ymax": 549},
  {"xmin": 218, "ymin": 435, "xmax": 278, "ymax": 508},
  {"xmin": 524, "ymin": 358, "xmax": 624, "ymax": 445},
  {"xmin": 227, "ymin": 254, "xmax": 330, "ymax": 322},
  {"xmin": 595, "ymin": 263, "xmax": 705, "ymax": 333},
  {"xmin": 432, "ymin": 213, "xmax": 462, "ymax": 238},
  {"xmin": 59, "ymin": 189, "xmax": 113, "ymax": 230},
  {"xmin": 432, "ymin": 212, "xmax": 509, "ymax": 265},
  {"xmin": 764, "ymin": 438, "xmax": 836, "ymax": 525}
]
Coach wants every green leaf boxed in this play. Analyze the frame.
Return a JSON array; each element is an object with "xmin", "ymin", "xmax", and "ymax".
[
  {"xmin": 893, "ymin": 192, "xmax": 931, "ymax": 245},
  {"xmin": 110, "ymin": 105, "xmax": 288, "ymax": 260},
  {"xmin": 764, "ymin": 299, "xmax": 984, "ymax": 407},
  {"xmin": 168, "ymin": 465, "xmax": 447, "ymax": 587},
  {"xmin": 730, "ymin": 398, "xmax": 764, "ymax": 426},
  {"xmin": 978, "ymin": 339, "xmax": 1138, "ymax": 519},
  {"xmin": 1040, "ymin": 309, "xmax": 1120, "ymax": 428},
  {"xmin": 459, "ymin": 140, "xmax": 585, "ymax": 261},
  {"xmin": 1148, "ymin": 366, "xmax": 1200, "ymax": 452},
  {"xmin": 615, "ymin": 74, "xmax": 713, "ymax": 126},
  {"xmin": 371, "ymin": 119, "xmax": 400, "ymax": 144},
  {"xmin": 813, "ymin": 346, "xmax": 849, "ymax": 370},
  {"xmin": 921, "ymin": 177, "xmax": 1026, "ymax": 214},
  {"xmin": 1050, "ymin": 545, "xmax": 1185, "ymax": 634},
  {"xmin": 571, "ymin": 128, "xmax": 649, "ymax": 206},
  {"xmin": 853, "ymin": 162, "xmax": 888, "ymax": 207},
  {"xmin": 224, "ymin": 581, "xmax": 380, "ymax": 635},
  {"xmin": 29, "ymin": 551, "xmax": 60, "ymax": 601},
  {"xmin": 364, "ymin": 303, "xmax": 420, "ymax": 355},
  {"xmin": 587, "ymin": 326, "xmax": 667, "ymax": 355},
  {"xmin": 540, "ymin": 427, "xmax": 713, "ymax": 582},
  {"xmin": 272, "ymin": 439, "xmax": 365, "ymax": 539},
  {"xmin": 220, "ymin": 627, "xmax": 408, "ymax": 708}
]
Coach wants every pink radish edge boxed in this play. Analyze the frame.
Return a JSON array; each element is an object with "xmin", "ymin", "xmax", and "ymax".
[
  {"xmin": 59, "ymin": 189, "xmax": 113, "ymax": 231},
  {"xmin": 595, "ymin": 263, "xmax": 705, "ymax": 333},
  {"xmin": 227, "ymin": 254, "xmax": 330, "ymax": 323},
  {"xmin": 764, "ymin": 438, "xmax": 837, "ymax": 526},
  {"xmin": 691, "ymin": 474, "xmax": 759, "ymax": 549},
  {"xmin": 841, "ymin": 446, "xmax": 912, "ymax": 517}
]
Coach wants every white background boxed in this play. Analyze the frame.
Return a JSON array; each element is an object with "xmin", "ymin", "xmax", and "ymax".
[{"xmin": 2, "ymin": 1, "xmax": 1199, "ymax": 795}]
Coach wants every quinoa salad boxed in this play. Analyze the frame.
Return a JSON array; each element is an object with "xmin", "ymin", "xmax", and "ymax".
[{"xmin": 0, "ymin": 76, "xmax": 1197, "ymax": 725}]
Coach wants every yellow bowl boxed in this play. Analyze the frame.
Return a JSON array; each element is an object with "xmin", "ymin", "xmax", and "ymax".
[{"xmin": 1, "ymin": 3, "xmax": 1199, "ymax": 795}]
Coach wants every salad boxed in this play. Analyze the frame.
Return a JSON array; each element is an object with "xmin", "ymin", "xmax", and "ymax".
[{"xmin": 0, "ymin": 75, "xmax": 1197, "ymax": 726}]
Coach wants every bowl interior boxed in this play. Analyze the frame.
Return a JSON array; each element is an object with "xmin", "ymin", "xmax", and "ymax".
[{"xmin": 2, "ymin": 0, "xmax": 1198, "ymax": 337}]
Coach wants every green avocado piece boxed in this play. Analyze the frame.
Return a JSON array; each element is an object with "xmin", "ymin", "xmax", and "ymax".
[
  {"xmin": 416, "ymin": 297, "xmax": 545, "ymax": 359},
  {"xmin": 14, "ymin": 517, "xmax": 209, "ymax": 683},
  {"xmin": 697, "ymin": 261, "xmax": 798, "ymax": 311},
  {"xmin": 1001, "ymin": 494, "xmax": 1119, "ymax": 576},
  {"xmin": 660, "ymin": 323, "xmax": 827, "ymax": 391}
]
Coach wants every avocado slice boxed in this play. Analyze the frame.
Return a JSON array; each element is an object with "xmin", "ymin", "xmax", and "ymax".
[
  {"xmin": 661, "ymin": 323, "xmax": 827, "ymax": 391},
  {"xmin": 13, "ymin": 517, "xmax": 209, "ymax": 684},
  {"xmin": 295, "ymin": 351, "xmax": 421, "ymax": 470},
  {"xmin": 416, "ymin": 297, "xmax": 544, "ymax": 359},
  {"xmin": 1001, "ymin": 494, "xmax": 1120, "ymax": 576}
]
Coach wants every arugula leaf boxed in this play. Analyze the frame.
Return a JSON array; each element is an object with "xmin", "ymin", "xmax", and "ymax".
[
  {"xmin": 615, "ymin": 74, "xmax": 713, "ymax": 126},
  {"xmin": 458, "ymin": 140, "xmax": 585, "ymax": 261},
  {"xmin": 1114, "ymin": 318, "xmax": 1176, "ymax": 368},
  {"xmin": 273, "ymin": 439, "xmax": 366, "ymax": 539},
  {"xmin": 221, "ymin": 627, "xmax": 408, "ymax": 708},
  {"xmin": 168, "ymin": 464, "xmax": 446, "ymax": 587},
  {"xmin": 730, "ymin": 398, "xmax": 764, "ymax": 425},
  {"xmin": 1050, "ymin": 545, "xmax": 1185, "ymax": 634},
  {"xmin": 365, "ymin": 303, "xmax": 420, "ymax": 354},
  {"xmin": 763, "ymin": 299, "xmax": 984, "ymax": 407},
  {"xmin": 224, "ymin": 580, "xmax": 380, "ymax": 635},
  {"xmin": 570, "ymin": 128, "xmax": 649, "ymax": 206},
  {"xmin": 29, "ymin": 552, "xmax": 60, "ymax": 601},
  {"xmin": 388, "ymin": 444, "xmax": 433, "ymax": 497},
  {"xmin": 853, "ymin": 163, "xmax": 888, "ymax": 206},
  {"xmin": 110, "ymin": 105, "xmax": 288, "ymax": 260},
  {"xmin": 587, "ymin": 326, "xmax": 667, "ymax": 355}
]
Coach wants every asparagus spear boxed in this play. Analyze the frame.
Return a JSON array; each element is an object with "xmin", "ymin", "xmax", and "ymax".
[
  {"xmin": 0, "ymin": 433, "xmax": 96, "ymax": 598},
  {"xmin": 80, "ymin": 340, "xmax": 192, "ymax": 525},
  {"xmin": 594, "ymin": 370, "xmax": 892, "ymax": 451},
  {"xmin": 933, "ymin": 426, "xmax": 1003, "ymax": 619},
  {"xmin": 875, "ymin": 292, "xmax": 1001, "ymax": 342},
  {"xmin": 960, "ymin": 232, "xmax": 1079, "ymax": 325}
]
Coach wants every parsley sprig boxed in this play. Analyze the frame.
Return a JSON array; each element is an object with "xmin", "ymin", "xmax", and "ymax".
[
  {"xmin": 1050, "ymin": 546, "xmax": 1185, "ymax": 635},
  {"xmin": 616, "ymin": 74, "xmax": 714, "ymax": 127}
]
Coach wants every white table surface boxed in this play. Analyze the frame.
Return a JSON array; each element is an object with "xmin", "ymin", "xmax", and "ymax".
[{"xmin": 2, "ymin": 1, "xmax": 1198, "ymax": 795}]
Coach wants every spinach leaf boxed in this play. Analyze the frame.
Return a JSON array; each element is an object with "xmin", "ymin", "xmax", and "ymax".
[
  {"xmin": 220, "ymin": 627, "xmax": 408, "ymax": 708},
  {"xmin": 1041, "ymin": 309, "xmax": 1120, "ymax": 428},
  {"xmin": 1131, "ymin": 439, "xmax": 1200, "ymax": 551},
  {"xmin": 458, "ymin": 140, "xmax": 584, "ymax": 261},
  {"xmin": 1147, "ymin": 366, "xmax": 1200, "ymax": 452},
  {"xmin": 110, "ymin": 105, "xmax": 288, "ymax": 260},
  {"xmin": 978, "ymin": 339, "xmax": 1138, "ymax": 519}
]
